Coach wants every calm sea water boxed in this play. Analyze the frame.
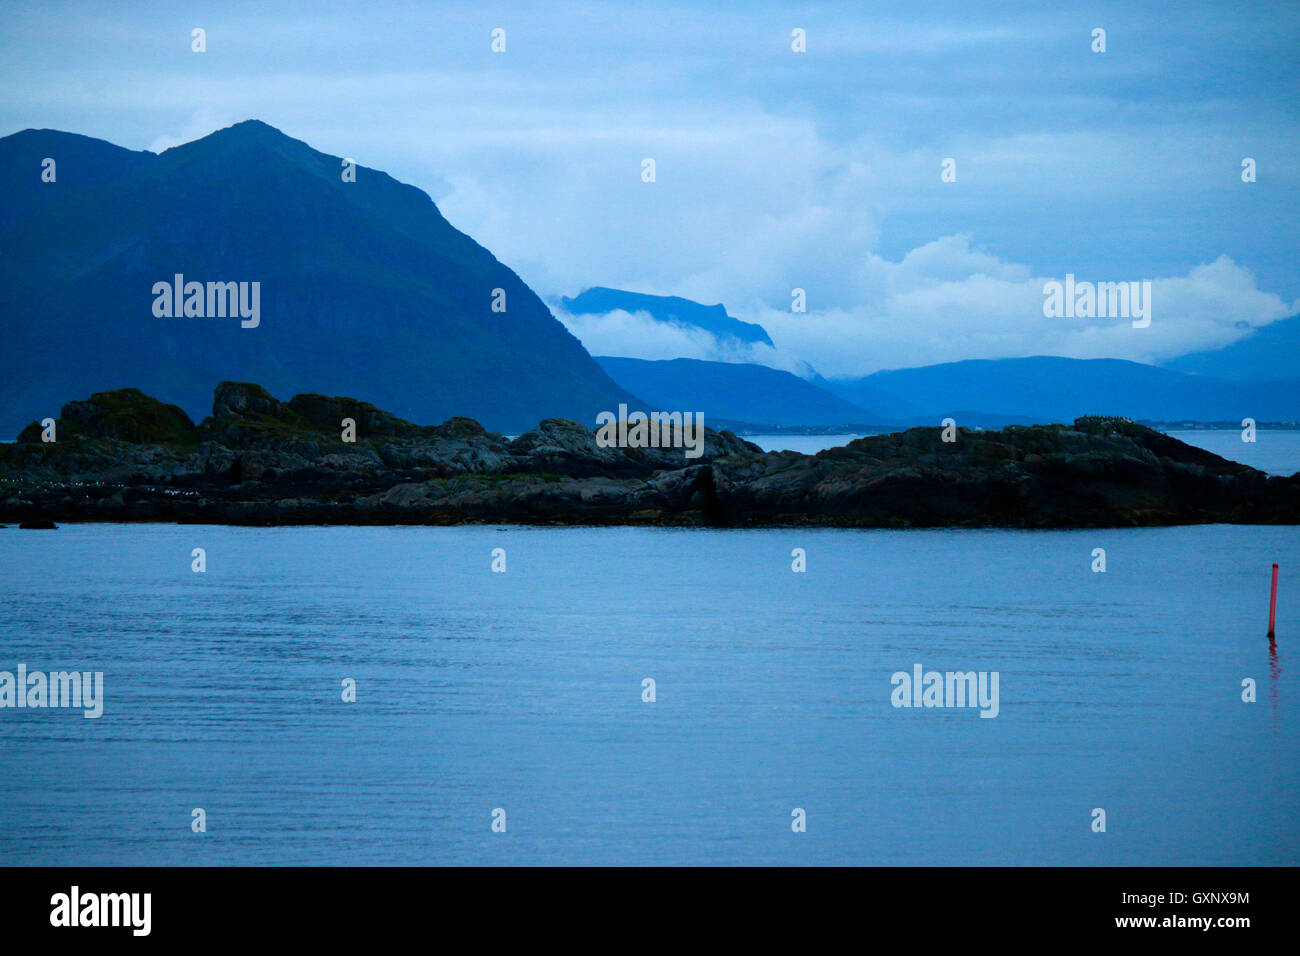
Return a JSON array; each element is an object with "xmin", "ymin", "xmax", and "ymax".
[
  {"xmin": 0, "ymin": 523, "xmax": 1296, "ymax": 866},
  {"xmin": 750, "ymin": 429, "xmax": 1300, "ymax": 476}
]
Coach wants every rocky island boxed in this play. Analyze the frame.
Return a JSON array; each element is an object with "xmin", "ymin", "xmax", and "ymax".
[{"xmin": 2, "ymin": 383, "xmax": 1296, "ymax": 529}]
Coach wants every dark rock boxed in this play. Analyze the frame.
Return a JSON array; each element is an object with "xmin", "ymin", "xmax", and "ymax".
[
  {"xmin": 210, "ymin": 381, "xmax": 285, "ymax": 422},
  {"xmin": 287, "ymin": 392, "xmax": 422, "ymax": 439},
  {"xmin": 19, "ymin": 388, "xmax": 196, "ymax": 445},
  {"xmin": 1, "ymin": 386, "xmax": 1296, "ymax": 529}
]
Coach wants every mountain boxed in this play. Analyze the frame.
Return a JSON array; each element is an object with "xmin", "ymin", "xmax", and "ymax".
[
  {"xmin": 836, "ymin": 356, "xmax": 1300, "ymax": 424},
  {"xmin": 562, "ymin": 287, "xmax": 774, "ymax": 347},
  {"xmin": 1166, "ymin": 314, "xmax": 1300, "ymax": 382},
  {"xmin": 0, "ymin": 129, "xmax": 155, "ymax": 231},
  {"xmin": 596, "ymin": 356, "xmax": 878, "ymax": 426},
  {"xmin": 811, "ymin": 374, "xmax": 924, "ymax": 421},
  {"xmin": 0, "ymin": 121, "xmax": 643, "ymax": 436}
]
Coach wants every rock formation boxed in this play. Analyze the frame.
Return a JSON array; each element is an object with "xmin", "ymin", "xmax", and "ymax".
[{"xmin": 2, "ymin": 385, "xmax": 1296, "ymax": 528}]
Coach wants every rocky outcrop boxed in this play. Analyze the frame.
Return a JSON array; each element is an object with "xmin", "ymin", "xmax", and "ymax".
[
  {"xmin": 1, "ymin": 385, "xmax": 1296, "ymax": 528},
  {"xmin": 17, "ymin": 388, "xmax": 197, "ymax": 446}
]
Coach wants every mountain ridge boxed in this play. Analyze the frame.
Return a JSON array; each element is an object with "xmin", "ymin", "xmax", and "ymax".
[
  {"xmin": 1166, "ymin": 314, "xmax": 1300, "ymax": 382},
  {"xmin": 827, "ymin": 356, "xmax": 1300, "ymax": 425},
  {"xmin": 596, "ymin": 356, "xmax": 878, "ymax": 426},
  {"xmin": 563, "ymin": 287, "xmax": 775, "ymax": 347},
  {"xmin": 0, "ymin": 120, "xmax": 644, "ymax": 436}
]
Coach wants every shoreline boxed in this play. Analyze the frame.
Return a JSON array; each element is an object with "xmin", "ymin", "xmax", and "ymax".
[
  {"xmin": 7, "ymin": 517, "xmax": 1300, "ymax": 531},
  {"xmin": 3, "ymin": 382, "xmax": 1298, "ymax": 531}
]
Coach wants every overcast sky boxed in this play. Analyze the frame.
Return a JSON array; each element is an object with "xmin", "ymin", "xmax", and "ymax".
[{"xmin": 2, "ymin": 0, "xmax": 1297, "ymax": 377}]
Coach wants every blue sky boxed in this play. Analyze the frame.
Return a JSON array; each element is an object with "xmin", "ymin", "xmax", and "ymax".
[{"xmin": 2, "ymin": 0, "xmax": 1297, "ymax": 376}]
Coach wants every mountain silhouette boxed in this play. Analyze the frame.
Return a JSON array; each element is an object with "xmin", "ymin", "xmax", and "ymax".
[
  {"xmin": 562, "ymin": 287, "xmax": 775, "ymax": 347},
  {"xmin": 596, "ymin": 356, "xmax": 877, "ymax": 426},
  {"xmin": 829, "ymin": 356, "xmax": 1300, "ymax": 424},
  {"xmin": 0, "ymin": 120, "xmax": 642, "ymax": 435}
]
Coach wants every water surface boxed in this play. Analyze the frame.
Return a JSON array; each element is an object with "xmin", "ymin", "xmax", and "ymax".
[{"xmin": 0, "ymin": 523, "xmax": 1295, "ymax": 865}]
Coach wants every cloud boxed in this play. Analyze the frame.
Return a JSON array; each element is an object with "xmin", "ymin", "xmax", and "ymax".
[
  {"xmin": 428, "ymin": 104, "xmax": 884, "ymax": 317},
  {"xmin": 749, "ymin": 244, "xmax": 1298, "ymax": 377},
  {"xmin": 559, "ymin": 237, "xmax": 1298, "ymax": 379},
  {"xmin": 556, "ymin": 308, "xmax": 722, "ymax": 361},
  {"xmin": 2, "ymin": 0, "xmax": 1296, "ymax": 379},
  {"xmin": 554, "ymin": 306, "xmax": 811, "ymax": 374}
]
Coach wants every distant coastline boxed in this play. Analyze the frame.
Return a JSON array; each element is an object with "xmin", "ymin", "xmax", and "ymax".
[
  {"xmin": 3, "ymin": 383, "xmax": 1297, "ymax": 530},
  {"xmin": 711, "ymin": 420, "xmax": 1300, "ymax": 436}
]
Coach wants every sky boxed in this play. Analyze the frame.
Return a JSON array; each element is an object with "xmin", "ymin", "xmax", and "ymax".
[{"xmin": 2, "ymin": 0, "xmax": 1297, "ymax": 378}]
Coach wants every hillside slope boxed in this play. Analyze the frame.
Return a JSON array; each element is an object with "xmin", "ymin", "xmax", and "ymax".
[{"xmin": 0, "ymin": 121, "xmax": 642, "ymax": 435}]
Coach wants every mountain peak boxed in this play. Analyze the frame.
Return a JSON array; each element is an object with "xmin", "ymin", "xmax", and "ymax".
[
  {"xmin": 184, "ymin": 119, "xmax": 304, "ymax": 151},
  {"xmin": 213, "ymin": 118, "xmax": 289, "ymax": 140}
]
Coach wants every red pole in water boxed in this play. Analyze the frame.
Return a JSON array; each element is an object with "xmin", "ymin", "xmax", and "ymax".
[{"xmin": 1268, "ymin": 563, "xmax": 1279, "ymax": 639}]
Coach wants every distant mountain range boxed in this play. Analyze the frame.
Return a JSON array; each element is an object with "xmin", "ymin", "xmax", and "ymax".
[
  {"xmin": 562, "ymin": 287, "xmax": 774, "ymax": 347},
  {"xmin": 596, "ymin": 357, "xmax": 872, "ymax": 427},
  {"xmin": 571, "ymin": 283, "xmax": 1298, "ymax": 426},
  {"xmin": 833, "ymin": 357, "xmax": 1300, "ymax": 425},
  {"xmin": 3, "ymin": 120, "xmax": 1294, "ymax": 438},
  {"xmin": 0, "ymin": 121, "xmax": 641, "ymax": 436},
  {"xmin": 591, "ymin": 354, "xmax": 1299, "ymax": 429}
]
